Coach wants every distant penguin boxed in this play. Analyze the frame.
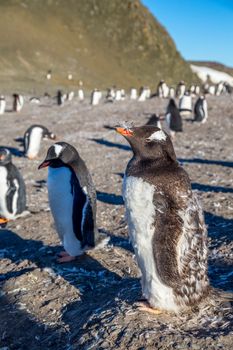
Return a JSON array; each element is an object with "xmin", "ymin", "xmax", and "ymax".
[
  {"xmin": 176, "ymin": 81, "xmax": 186, "ymax": 98},
  {"xmin": 157, "ymin": 80, "xmax": 164, "ymax": 98},
  {"xmin": 190, "ymin": 85, "xmax": 196, "ymax": 95},
  {"xmin": 195, "ymin": 85, "xmax": 200, "ymax": 95},
  {"xmin": 215, "ymin": 82, "xmax": 224, "ymax": 96},
  {"xmin": 130, "ymin": 88, "xmax": 137, "ymax": 100},
  {"xmin": 91, "ymin": 89, "xmax": 102, "ymax": 106},
  {"xmin": 157, "ymin": 80, "xmax": 169, "ymax": 98},
  {"xmin": 0, "ymin": 147, "xmax": 27, "ymax": 221},
  {"xmin": 67, "ymin": 91, "xmax": 74, "ymax": 101},
  {"xmin": 0, "ymin": 96, "xmax": 6, "ymax": 115},
  {"xmin": 46, "ymin": 70, "xmax": 52, "ymax": 80},
  {"xmin": 193, "ymin": 96, "xmax": 208, "ymax": 123},
  {"xmin": 208, "ymin": 86, "xmax": 216, "ymax": 95},
  {"xmin": 24, "ymin": 125, "xmax": 56, "ymax": 159},
  {"xmin": 179, "ymin": 91, "xmax": 192, "ymax": 116},
  {"xmin": 57, "ymin": 90, "xmax": 65, "ymax": 106},
  {"xmin": 145, "ymin": 114, "xmax": 162, "ymax": 129},
  {"xmin": 166, "ymin": 99, "xmax": 183, "ymax": 137},
  {"xmin": 138, "ymin": 87, "xmax": 150, "ymax": 101},
  {"xmin": 169, "ymin": 87, "xmax": 175, "ymax": 98},
  {"xmin": 115, "ymin": 89, "xmax": 122, "ymax": 101},
  {"xmin": 78, "ymin": 89, "xmax": 84, "ymax": 101},
  {"xmin": 116, "ymin": 125, "xmax": 210, "ymax": 313},
  {"xmin": 38, "ymin": 142, "xmax": 105, "ymax": 263},
  {"xmin": 29, "ymin": 97, "xmax": 41, "ymax": 104},
  {"xmin": 67, "ymin": 74, "xmax": 73, "ymax": 81},
  {"xmin": 121, "ymin": 89, "xmax": 126, "ymax": 100},
  {"xmin": 106, "ymin": 87, "xmax": 115, "ymax": 102},
  {"xmin": 13, "ymin": 94, "xmax": 24, "ymax": 112}
]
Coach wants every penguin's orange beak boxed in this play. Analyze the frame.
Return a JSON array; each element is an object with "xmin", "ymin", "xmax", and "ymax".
[
  {"xmin": 38, "ymin": 161, "xmax": 50, "ymax": 169},
  {"xmin": 116, "ymin": 127, "xmax": 133, "ymax": 137},
  {"xmin": 0, "ymin": 217, "xmax": 9, "ymax": 224}
]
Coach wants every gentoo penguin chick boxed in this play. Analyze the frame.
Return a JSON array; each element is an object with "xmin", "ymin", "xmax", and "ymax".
[
  {"xmin": 166, "ymin": 99, "xmax": 183, "ymax": 138},
  {"xmin": 38, "ymin": 142, "xmax": 101, "ymax": 263},
  {"xmin": 13, "ymin": 94, "xmax": 24, "ymax": 112},
  {"xmin": 0, "ymin": 147, "xmax": 27, "ymax": 222},
  {"xmin": 193, "ymin": 96, "xmax": 208, "ymax": 123},
  {"xmin": 0, "ymin": 96, "xmax": 6, "ymax": 115},
  {"xmin": 24, "ymin": 124, "xmax": 56, "ymax": 159},
  {"xmin": 116, "ymin": 125, "xmax": 210, "ymax": 314}
]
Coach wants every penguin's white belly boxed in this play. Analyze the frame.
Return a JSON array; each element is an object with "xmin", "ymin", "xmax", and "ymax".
[
  {"xmin": 0, "ymin": 101, "xmax": 6, "ymax": 114},
  {"xmin": 123, "ymin": 175, "xmax": 178, "ymax": 312},
  {"xmin": 26, "ymin": 127, "xmax": 43, "ymax": 158},
  {"xmin": 47, "ymin": 167, "xmax": 82, "ymax": 256},
  {"xmin": 0, "ymin": 167, "xmax": 18, "ymax": 219}
]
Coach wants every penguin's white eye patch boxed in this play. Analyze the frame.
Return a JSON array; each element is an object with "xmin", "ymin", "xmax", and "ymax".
[
  {"xmin": 146, "ymin": 130, "xmax": 167, "ymax": 142},
  {"xmin": 54, "ymin": 144, "xmax": 63, "ymax": 156}
]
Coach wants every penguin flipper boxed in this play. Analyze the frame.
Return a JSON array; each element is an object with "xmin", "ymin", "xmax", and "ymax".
[
  {"xmin": 6, "ymin": 181, "xmax": 17, "ymax": 214},
  {"xmin": 81, "ymin": 200, "xmax": 96, "ymax": 247}
]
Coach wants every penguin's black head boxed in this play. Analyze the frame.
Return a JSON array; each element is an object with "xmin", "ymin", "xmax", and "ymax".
[
  {"xmin": 0, "ymin": 148, "xmax": 12, "ymax": 165},
  {"xmin": 38, "ymin": 142, "xmax": 79, "ymax": 169},
  {"xmin": 116, "ymin": 123, "xmax": 177, "ymax": 164}
]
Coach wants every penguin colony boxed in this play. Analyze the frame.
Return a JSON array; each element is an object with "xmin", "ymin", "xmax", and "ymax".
[{"xmin": 0, "ymin": 79, "xmax": 232, "ymax": 317}]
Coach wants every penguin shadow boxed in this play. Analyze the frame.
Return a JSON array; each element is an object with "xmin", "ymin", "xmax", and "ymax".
[
  {"xmin": 205, "ymin": 211, "xmax": 233, "ymax": 292},
  {"xmin": 0, "ymin": 229, "xmax": 121, "ymax": 287},
  {"xmin": 192, "ymin": 183, "xmax": 233, "ymax": 194},
  {"xmin": 61, "ymin": 276, "xmax": 140, "ymax": 346},
  {"xmin": 97, "ymin": 190, "xmax": 124, "ymax": 205},
  {"xmin": 99, "ymin": 227, "xmax": 134, "ymax": 253},
  {"xmin": 0, "ymin": 228, "xmax": 140, "ymax": 346},
  {"xmin": 179, "ymin": 158, "xmax": 233, "ymax": 168},
  {"xmin": 89, "ymin": 138, "xmax": 131, "ymax": 151},
  {"xmin": 33, "ymin": 179, "xmax": 47, "ymax": 190},
  {"xmin": 0, "ymin": 293, "xmax": 67, "ymax": 349},
  {"xmin": 0, "ymin": 145, "xmax": 24, "ymax": 157}
]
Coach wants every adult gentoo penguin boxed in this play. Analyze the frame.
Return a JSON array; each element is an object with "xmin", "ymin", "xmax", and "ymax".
[
  {"xmin": 179, "ymin": 91, "xmax": 192, "ymax": 116},
  {"xmin": 38, "ymin": 142, "xmax": 104, "ymax": 263},
  {"xmin": 24, "ymin": 124, "xmax": 56, "ymax": 159},
  {"xmin": 166, "ymin": 99, "xmax": 183, "ymax": 137},
  {"xmin": 0, "ymin": 147, "xmax": 27, "ymax": 222},
  {"xmin": 193, "ymin": 96, "xmax": 208, "ymax": 123},
  {"xmin": 116, "ymin": 124, "xmax": 210, "ymax": 313}
]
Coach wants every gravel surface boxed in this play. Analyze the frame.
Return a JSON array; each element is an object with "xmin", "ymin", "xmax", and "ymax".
[{"xmin": 0, "ymin": 93, "xmax": 232, "ymax": 349}]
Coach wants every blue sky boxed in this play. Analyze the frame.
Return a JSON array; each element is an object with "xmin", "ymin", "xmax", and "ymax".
[{"xmin": 141, "ymin": 0, "xmax": 233, "ymax": 67}]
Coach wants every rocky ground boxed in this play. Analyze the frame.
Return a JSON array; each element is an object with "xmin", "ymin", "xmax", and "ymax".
[{"xmin": 0, "ymin": 93, "xmax": 232, "ymax": 349}]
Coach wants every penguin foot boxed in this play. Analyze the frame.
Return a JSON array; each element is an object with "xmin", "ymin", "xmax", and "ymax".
[
  {"xmin": 58, "ymin": 251, "xmax": 70, "ymax": 257},
  {"xmin": 136, "ymin": 301, "xmax": 163, "ymax": 315},
  {"xmin": 57, "ymin": 255, "xmax": 76, "ymax": 263}
]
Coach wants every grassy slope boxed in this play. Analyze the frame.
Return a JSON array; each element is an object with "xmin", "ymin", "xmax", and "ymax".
[{"xmin": 0, "ymin": 0, "xmax": 199, "ymax": 92}]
